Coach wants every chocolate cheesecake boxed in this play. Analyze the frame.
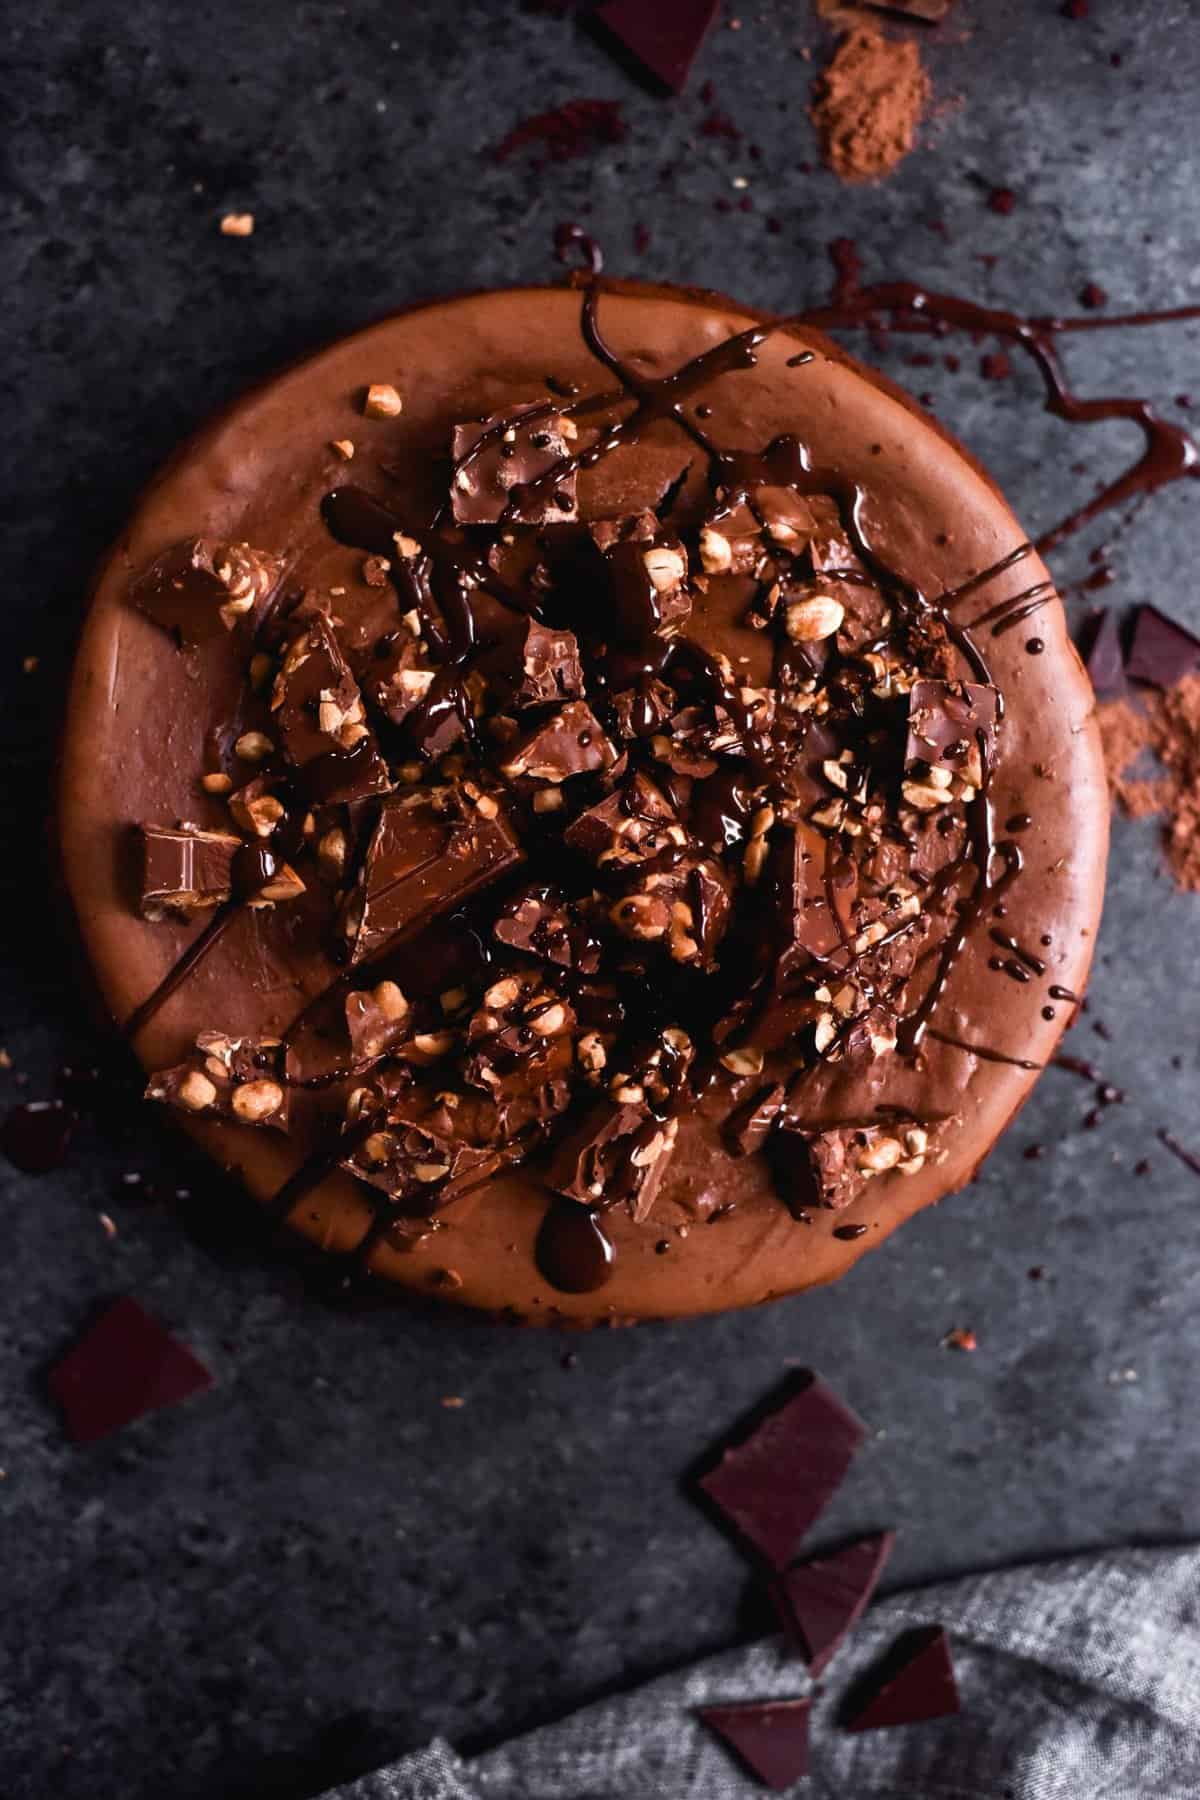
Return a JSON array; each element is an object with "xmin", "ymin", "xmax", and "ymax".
[{"xmin": 58, "ymin": 276, "xmax": 1108, "ymax": 1321}]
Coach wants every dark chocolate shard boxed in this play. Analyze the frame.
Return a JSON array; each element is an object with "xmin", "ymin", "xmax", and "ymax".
[
  {"xmin": 493, "ymin": 886, "xmax": 603, "ymax": 973},
  {"xmin": 547, "ymin": 1102, "xmax": 679, "ymax": 1223},
  {"xmin": 498, "ymin": 700, "xmax": 617, "ymax": 785},
  {"xmin": 698, "ymin": 1373, "xmax": 866, "ymax": 1569},
  {"xmin": 698, "ymin": 1698, "xmax": 811, "ymax": 1791},
  {"xmin": 48, "ymin": 1297, "xmax": 214, "ymax": 1443},
  {"xmin": 592, "ymin": 0, "xmax": 720, "ymax": 94},
  {"xmin": 769, "ymin": 1121, "xmax": 929, "ymax": 1216},
  {"xmin": 146, "ymin": 1031, "xmax": 289, "ymax": 1131},
  {"xmin": 722, "ymin": 1082, "xmax": 786, "ymax": 1158},
  {"xmin": 564, "ymin": 772, "xmax": 683, "ymax": 868},
  {"xmin": 611, "ymin": 676, "xmax": 678, "ymax": 741},
  {"xmin": 773, "ymin": 822, "xmax": 857, "ymax": 965},
  {"xmin": 485, "ymin": 620, "xmax": 585, "ymax": 710},
  {"xmin": 904, "ymin": 679, "xmax": 1000, "ymax": 797},
  {"xmin": 464, "ymin": 972, "xmax": 577, "ymax": 1108},
  {"xmin": 363, "ymin": 631, "xmax": 437, "ymax": 728},
  {"xmin": 1125, "ymin": 603, "xmax": 1200, "ymax": 690},
  {"xmin": 450, "ymin": 404, "xmax": 577, "ymax": 525},
  {"xmin": 138, "ymin": 825, "xmax": 240, "ymax": 918},
  {"xmin": 846, "ymin": 1624, "xmax": 960, "ymax": 1732},
  {"xmin": 593, "ymin": 514, "xmax": 692, "ymax": 640},
  {"xmin": 270, "ymin": 614, "xmax": 391, "ymax": 802},
  {"xmin": 130, "ymin": 537, "xmax": 282, "ymax": 645},
  {"xmin": 340, "ymin": 1093, "xmax": 501, "ymax": 1213},
  {"xmin": 609, "ymin": 852, "xmax": 732, "ymax": 967},
  {"xmin": 1080, "ymin": 607, "xmax": 1127, "ymax": 699},
  {"xmin": 771, "ymin": 1530, "xmax": 896, "ymax": 1675},
  {"xmin": 344, "ymin": 979, "xmax": 412, "ymax": 1064},
  {"xmin": 340, "ymin": 786, "xmax": 523, "ymax": 964}
]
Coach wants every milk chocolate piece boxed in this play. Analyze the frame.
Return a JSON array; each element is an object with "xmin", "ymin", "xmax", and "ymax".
[
  {"xmin": 1125, "ymin": 602, "xmax": 1200, "ymax": 689},
  {"xmin": 905, "ymin": 679, "xmax": 999, "ymax": 794},
  {"xmin": 593, "ymin": 514, "xmax": 692, "ymax": 640},
  {"xmin": 610, "ymin": 852, "xmax": 732, "ymax": 965},
  {"xmin": 341, "ymin": 1095, "xmax": 501, "ymax": 1211},
  {"xmin": 130, "ymin": 537, "xmax": 282, "ymax": 645},
  {"xmin": 364, "ymin": 634, "xmax": 436, "ymax": 727},
  {"xmin": 698, "ymin": 1699, "xmax": 811, "ymax": 1792},
  {"xmin": 450, "ymin": 404, "xmax": 577, "ymax": 525},
  {"xmin": 771, "ymin": 1530, "xmax": 896, "ymax": 1675},
  {"xmin": 547, "ymin": 1102, "xmax": 679, "ymax": 1222},
  {"xmin": 464, "ymin": 973, "xmax": 577, "ymax": 1107},
  {"xmin": 564, "ymin": 772, "xmax": 682, "ymax": 867},
  {"xmin": 138, "ymin": 824, "xmax": 240, "ymax": 917},
  {"xmin": 773, "ymin": 822, "xmax": 857, "ymax": 963},
  {"xmin": 270, "ymin": 614, "xmax": 390, "ymax": 802},
  {"xmin": 146, "ymin": 1031, "xmax": 289, "ymax": 1130},
  {"xmin": 48, "ymin": 1297, "xmax": 214, "ymax": 1443},
  {"xmin": 341, "ymin": 787, "xmax": 523, "ymax": 963},
  {"xmin": 592, "ymin": 0, "xmax": 719, "ymax": 94},
  {"xmin": 846, "ymin": 1624, "xmax": 960, "ymax": 1732},
  {"xmin": 493, "ymin": 886, "xmax": 603, "ymax": 973},
  {"xmin": 486, "ymin": 620, "xmax": 585, "ymax": 710},
  {"xmin": 344, "ymin": 980, "xmax": 412, "ymax": 1064},
  {"xmin": 771, "ymin": 1122, "xmax": 890, "ymax": 1214},
  {"xmin": 698, "ymin": 1372, "xmax": 867, "ymax": 1569},
  {"xmin": 722, "ymin": 1082, "xmax": 786, "ymax": 1157},
  {"xmin": 611, "ymin": 676, "xmax": 677, "ymax": 741},
  {"xmin": 498, "ymin": 700, "xmax": 616, "ymax": 784}
]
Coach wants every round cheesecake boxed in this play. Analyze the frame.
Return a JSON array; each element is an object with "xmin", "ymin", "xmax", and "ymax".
[{"xmin": 59, "ymin": 277, "xmax": 1108, "ymax": 1322}]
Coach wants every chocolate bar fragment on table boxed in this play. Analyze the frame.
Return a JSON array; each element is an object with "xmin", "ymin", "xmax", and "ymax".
[
  {"xmin": 450, "ymin": 403, "xmax": 578, "ymax": 525},
  {"xmin": 146, "ymin": 1031, "xmax": 289, "ymax": 1129},
  {"xmin": 904, "ymin": 678, "xmax": 1000, "ymax": 802},
  {"xmin": 270, "ymin": 613, "xmax": 391, "ymax": 803},
  {"xmin": 340, "ymin": 785, "xmax": 523, "ymax": 964},
  {"xmin": 131, "ymin": 537, "xmax": 282, "ymax": 645}
]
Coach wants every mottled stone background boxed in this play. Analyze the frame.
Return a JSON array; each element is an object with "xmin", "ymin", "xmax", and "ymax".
[{"xmin": 2, "ymin": 2, "xmax": 1198, "ymax": 1795}]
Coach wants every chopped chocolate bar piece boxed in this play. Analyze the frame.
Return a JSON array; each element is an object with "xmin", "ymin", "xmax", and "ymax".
[
  {"xmin": 593, "ymin": 514, "xmax": 692, "ymax": 640},
  {"xmin": 564, "ymin": 772, "xmax": 683, "ymax": 867},
  {"xmin": 771, "ymin": 1530, "xmax": 896, "ymax": 1675},
  {"xmin": 846, "ymin": 1624, "xmax": 960, "ymax": 1732},
  {"xmin": 486, "ymin": 620, "xmax": 585, "ymax": 710},
  {"xmin": 592, "ymin": 0, "xmax": 719, "ymax": 94},
  {"xmin": 698, "ymin": 1698, "xmax": 811, "ymax": 1792},
  {"xmin": 341, "ymin": 786, "xmax": 523, "ymax": 963},
  {"xmin": 773, "ymin": 822, "xmax": 857, "ymax": 964},
  {"xmin": 610, "ymin": 852, "xmax": 732, "ymax": 965},
  {"xmin": 493, "ymin": 886, "xmax": 603, "ymax": 973},
  {"xmin": 498, "ymin": 700, "xmax": 617, "ymax": 784},
  {"xmin": 611, "ymin": 676, "xmax": 677, "ymax": 741},
  {"xmin": 698, "ymin": 1372, "xmax": 866, "ymax": 1569},
  {"xmin": 146, "ymin": 1031, "xmax": 289, "ymax": 1130},
  {"xmin": 1081, "ymin": 607, "xmax": 1127, "ymax": 699},
  {"xmin": 341, "ymin": 1094, "xmax": 501, "ymax": 1212},
  {"xmin": 364, "ymin": 633, "xmax": 438, "ymax": 728},
  {"xmin": 48, "ymin": 1296, "xmax": 214, "ymax": 1443},
  {"xmin": 344, "ymin": 979, "xmax": 412, "ymax": 1064},
  {"xmin": 138, "ymin": 825, "xmax": 240, "ymax": 917},
  {"xmin": 130, "ymin": 537, "xmax": 282, "ymax": 645},
  {"xmin": 464, "ymin": 972, "xmax": 577, "ymax": 1107},
  {"xmin": 770, "ymin": 1120, "xmax": 931, "ymax": 1215},
  {"xmin": 904, "ymin": 679, "xmax": 999, "ymax": 799},
  {"xmin": 1125, "ymin": 602, "xmax": 1200, "ymax": 689},
  {"xmin": 270, "ymin": 614, "xmax": 390, "ymax": 802},
  {"xmin": 451, "ymin": 403, "xmax": 577, "ymax": 525},
  {"xmin": 722, "ymin": 1082, "xmax": 786, "ymax": 1157},
  {"xmin": 548, "ymin": 1102, "xmax": 680, "ymax": 1223}
]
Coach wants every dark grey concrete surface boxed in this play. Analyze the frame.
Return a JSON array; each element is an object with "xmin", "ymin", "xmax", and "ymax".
[{"xmin": 2, "ymin": 2, "xmax": 1199, "ymax": 1795}]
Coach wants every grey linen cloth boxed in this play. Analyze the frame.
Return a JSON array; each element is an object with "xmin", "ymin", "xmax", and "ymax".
[{"xmin": 319, "ymin": 1545, "xmax": 1200, "ymax": 1800}]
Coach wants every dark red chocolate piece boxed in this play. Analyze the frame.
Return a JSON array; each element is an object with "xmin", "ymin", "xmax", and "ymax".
[
  {"xmin": 846, "ymin": 1624, "xmax": 960, "ymax": 1732},
  {"xmin": 1124, "ymin": 603, "xmax": 1200, "ymax": 690},
  {"xmin": 48, "ymin": 1297, "xmax": 213, "ymax": 1442},
  {"xmin": 698, "ymin": 1698, "xmax": 811, "ymax": 1791},
  {"xmin": 130, "ymin": 537, "xmax": 281, "ymax": 645},
  {"xmin": 698, "ymin": 1373, "xmax": 867, "ymax": 1568},
  {"xmin": 592, "ymin": 0, "xmax": 720, "ymax": 94},
  {"xmin": 771, "ymin": 1530, "xmax": 896, "ymax": 1675},
  {"xmin": 341, "ymin": 787, "xmax": 523, "ymax": 964},
  {"xmin": 451, "ymin": 404, "xmax": 577, "ymax": 525}
]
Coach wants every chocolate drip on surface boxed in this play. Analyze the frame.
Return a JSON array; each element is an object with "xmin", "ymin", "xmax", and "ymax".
[
  {"xmin": 926, "ymin": 1029, "xmax": 1043, "ymax": 1071},
  {"xmin": 123, "ymin": 903, "xmax": 240, "ymax": 1041},
  {"xmin": 535, "ymin": 1198, "xmax": 615, "ymax": 1293}
]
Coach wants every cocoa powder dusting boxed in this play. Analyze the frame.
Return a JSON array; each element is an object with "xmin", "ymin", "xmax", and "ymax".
[
  {"xmin": 1099, "ymin": 675, "xmax": 1200, "ymax": 890},
  {"xmin": 810, "ymin": 28, "xmax": 931, "ymax": 183}
]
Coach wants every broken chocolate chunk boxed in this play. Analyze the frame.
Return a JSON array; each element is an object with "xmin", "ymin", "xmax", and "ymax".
[
  {"xmin": 344, "ymin": 979, "xmax": 412, "ymax": 1064},
  {"xmin": 48, "ymin": 1296, "xmax": 214, "ymax": 1443},
  {"xmin": 271, "ymin": 614, "xmax": 391, "ymax": 802},
  {"xmin": 770, "ymin": 1120, "xmax": 931, "ymax": 1215},
  {"xmin": 340, "ymin": 786, "xmax": 523, "ymax": 964},
  {"xmin": 131, "ymin": 537, "xmax": 282, "ymax": 645},
  {"xmin": 146, "ymin": 1031, "xmax": 289, "ymax": 1130},
  {"xmin": 493, "ymin": 886, "xmax": 603, "ymax": 973},
  {"xmin": 1125, "ymin": 602, "xmax": 1200, "ymax": 689},
  {"xmin": 771, "ymin": 1530, "xmax": 896, "ymax": 1675},
  {"xmin": 773, "ymin": 822, "xmax": 857, "ymax": 965},
  {"xmin": 498, "ymin": 700, "xmax": 616, "ymax": 784},
  {"xmin": 698, "ymin": 1372, "xmax": 867, "ymax": 1569},
  {"xmin": 593, "ymin": 514, "xmax": 692, "ymax": 640},
  {"xmin": 904, "ymin": 679, "xmax": 999, "ymax": 799},
  {"xmin": 138, "ymin": 825, "xmax": 240, "ymax": 918},
  {"xmin": 485, "ymin": 620, "xmax": 585, "ymax": 710},
  {"xmin": 341, "ymin": 1093, "xmax": 501, "ymax": 1212},
  {"xmin": 451, "ymin": 404, "xmax": 578, "ymax": 525},
  {"xmin": 564, "ymin": 772, "xmax": 684, "ymax": 867},
  {"xmin": 611, "ymin": 676, "xmax": 677, "ymax": 741},
  {"xmin": 722, "ymin": 1082, "xmax": 786, "ymax": 1158},
  {"xmin": 698, "ymin": 1698, "xmax": 811, "ymax": 1792},
  {"xmin": 846, "ymin": 1624, "xmax": 960, "ymax": 1732},
  {"xmin": 547, "ymin": 1102, "xmax": 679, "ymax": 1223},
  {"xmin": 464, "ymin": 972, "xmax": 577, "ymax": 1109},
  {"xmin": 609, "ymin": 851, "xmax": 732, "ymax": 966},
  {"xmin": 592, "ymin": 0, "xmax": 719, "ymax": 94}
]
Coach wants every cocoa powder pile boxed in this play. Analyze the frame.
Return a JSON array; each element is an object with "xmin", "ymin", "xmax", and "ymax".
[
  {"xmin": 1099, "ymin": 674, "xmax": 1200, "ymax": 890},
  {"xmin": 810, "ymin": 27, "xmax": 931, "ymax": 182}
]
